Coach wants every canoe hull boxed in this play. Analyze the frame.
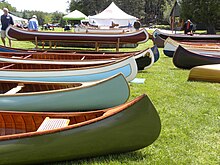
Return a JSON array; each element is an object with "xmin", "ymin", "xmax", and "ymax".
[
  {"xmin": 0, "ymin": 94, "xmax": 161, "ymax": 165},
  {"xmin": 188, "ymin": 64, "xmax": 220, "ymax": 83},
  {"xmin": 153, "ymin": 29, "xmax": 220, "ymax": 48},
  {"xmin": 163, "ymin": 37, "xmax": 220, "ymax": 57},
  {"xmin": 0, "ymin": 45, "xmax": 154, "ymax": 71},
  {"xmin": 0, "ymin": 74, "xmax": 130, "ymax": 111},
  {"xmin": 0, "ymin": 56, "xmax": 138, "ymax": 82},
  {"xmin": 6, "ymin": 25, "xmax": 149, "ymax": 44},
  {"xmin": 173, "ymin": 45, "xmax": 220, "ymax": 69}
]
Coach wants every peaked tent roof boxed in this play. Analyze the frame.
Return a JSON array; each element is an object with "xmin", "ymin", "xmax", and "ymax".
[
  {"xmin": 89, "ymin": 2, "xmax": 137, "ymax": 20},
  {"xmin": 63, "ymin": 10, "xmax": 88, "ymax": 20},
  {"xmin": 88, "ymin": 2, "xmax": 138, "ymax": 26}
]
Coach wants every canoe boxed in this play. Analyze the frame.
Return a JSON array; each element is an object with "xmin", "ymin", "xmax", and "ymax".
[
  {"xmin": 74, "ymin": 25, "xmax": 135, "ymax": 34},
  {"xmin": 164, "ymin": 37, "xmax": 220, "ymax": 57},
  {"xmin": 0, "ymin": 94, "xmax": 161, "ymax": 165},
  {"xmin": 0, "ymin": 45, "xmax": 158, "ymax": 70},
  {"xmin": 152, "ymin": 29, "xmax": 220, "ymax": 48},
  {"xmin": 0, "ymin": 52, "xmax": 119, "ymax": 65},
  {"xmin": 0, "ymin": 74, "xmax": 129, "ymax": 111},
  {"xmin": 188, "ymin": 64, "xmax": 220, "ymax": 83},
  {"xmin": 173, "ymin": 45, "xmax": 220, "ymax": 69},
  {"xmin": 6, "ymin": 25, "xmax": 149, "ymax": 44},
  {"xmin": 0, "ymin": 56, "xmax": 138, "ymax": 82}
]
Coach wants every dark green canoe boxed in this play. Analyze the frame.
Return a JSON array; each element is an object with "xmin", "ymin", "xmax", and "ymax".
[{"xmin": 0, "ymin": 94, "xmax": 161, "ymax": 165}]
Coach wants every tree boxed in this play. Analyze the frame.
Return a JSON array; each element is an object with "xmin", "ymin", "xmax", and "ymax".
[
  {"xmin": 68, "ymin": 0, "xmax": 173, "ymax": 26},
  {"xmin": 180, "ymin": 0, "xmax": 220, "ymax": 34},
  {"xmin": 0, "ymin": 1, "xmax": 16, "ymax": 12}
]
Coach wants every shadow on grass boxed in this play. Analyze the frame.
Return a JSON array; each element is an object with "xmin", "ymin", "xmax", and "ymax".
[{"xmin": 45, "ymin": 151, "xmax": 151, "ymax": 165}]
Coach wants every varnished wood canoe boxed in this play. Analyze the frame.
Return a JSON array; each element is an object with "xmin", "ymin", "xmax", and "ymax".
[
  {"xmin": 6, "ymin": 25, "xmax": 149, "ymax": 44},
  {"xmin": 0, "ymin": 56, "xmax": 138, "ymax": 82},
  {"xmin": 188, "ymin": 64, "xmax": 220, "ymax": 83},
  {"xmin": 0, "ymin": 45, "xmax": 158, "ymax": 70},
  {"xmin": 152, "ymin": 29, "xmax": 220, "ymax": 48},
  {"xmin": 173, "ymin": 45, "xmax": 220, "ymax": 69},
  {"xmin": 0, "ymin": 73, "xmax": 130, "ymax": 111},
  {"xmin": 164, "ymin": 37, "xmax": 220, "ymax": 57},
  {"xmin": 0, "ymin": 94, "xmax": 161, "ymax": 165}
]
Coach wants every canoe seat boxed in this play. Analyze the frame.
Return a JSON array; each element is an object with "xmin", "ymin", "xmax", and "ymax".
[
  {"xmin": 4, "ymin": 83, "xmax": 24, "ymax": 94},
  {"xmin": 81, "ymin": 56, "xmax": 85, "ymax": 60},
  {"xmin": 12, "ymin": 54, "xmax": 32, "ymax": 59},
  {"xmin": 37, "ymin": 117, "xmax": 70, "ymax": 132}
]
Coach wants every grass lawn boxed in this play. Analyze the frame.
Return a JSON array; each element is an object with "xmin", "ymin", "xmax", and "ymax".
[{"xmin": 0, "ymin": 34, "xmax": 219, "ymax": 165}]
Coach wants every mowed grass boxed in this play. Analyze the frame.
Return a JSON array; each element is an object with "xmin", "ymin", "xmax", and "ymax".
[{"xmin": 1, "ymin": 33, "xmax": 219, "ymax": 165}]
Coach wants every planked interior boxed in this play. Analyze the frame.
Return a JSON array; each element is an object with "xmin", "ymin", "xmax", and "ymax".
[
  {"xmin": 0, "ymin": 62, "xmax": 104, "ymax": 69},
  {"xmin": 0, "ymin": 51, "xmax": 131, "ymax": 60},
  {"xmin": 0, "ymin": 82, "xmax": 82, "ymax": 94},
  {"xmin": 0, "ymin": 111, "xmax": 104, "ymax": 136}
]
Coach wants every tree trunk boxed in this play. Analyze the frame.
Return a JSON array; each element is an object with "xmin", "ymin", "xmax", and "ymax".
[{"xmin": 206, "ymin": 24, "xmax": 216, "ymax": 34}]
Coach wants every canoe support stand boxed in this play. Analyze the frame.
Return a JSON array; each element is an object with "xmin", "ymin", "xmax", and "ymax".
[
  {"xmin": 35, "ymin": 36, "xmax": 38, "ymax": 49},
  {"xmin": 36, "ymin": 39, "xmax": 123, "ymax": 52}
]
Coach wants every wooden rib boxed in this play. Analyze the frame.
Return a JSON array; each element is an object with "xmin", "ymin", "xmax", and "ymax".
[
  {"xmin": 0, "ymin": 64, "xmax": 15, "ymax": 69},
  {"xmin": 10, "ymin": 115, "xmax": 16, "ymax": 134},
  {"xmin": 3, "ymin": 114, "xmax": 15, "ymax": 135},
  {"xmin": 85, "ymin": 114, "xmax": 98, "ymax": 120},
  {"xmin": 0, "ymin": 114, "xmax": 6, "ymax": 136},
  {"xmin": 74, "ymin": 115, "xmax": 86, "ymax": 123},
  {"xmin": 31, "ymin": 115, "xmax": 37, "ymax": 131},
  {"xmin": 13, "ymin": 115, "xmax": 26, "ymax": 134},
  {"xmin": 21, "ymin": 115, "xmax": 27, "ymax": 133},
  {"xmin": 33, "ymin": 116, "xmax": 45, "ymax": 129}
]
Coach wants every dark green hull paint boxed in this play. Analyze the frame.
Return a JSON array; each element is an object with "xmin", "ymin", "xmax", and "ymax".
[{"xmin": 0, "ymin": 95, "xmax": 161, "ymax": 165}]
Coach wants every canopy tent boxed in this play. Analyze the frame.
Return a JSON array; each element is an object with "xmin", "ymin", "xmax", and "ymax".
[
  {"xmin": 63, "ymin": 10, "xmax": 88, "ymax": 21},
  {"xmin": 88, "ymin": 2, "xmax": 138, "ymax": 27},
  {"xmin": 0, "ymin": 9, "xmax": 28, "ymax": 25}
]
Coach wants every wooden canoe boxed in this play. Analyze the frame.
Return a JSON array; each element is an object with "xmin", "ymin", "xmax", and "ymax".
[
  {"xmin": 188, "ymin": 64, "xmax": 220, "ymax": 83},
  {"xmin": 0, "ymin": 94, "xmax": 161, "ymax": 165},
  {"xmin": 0, "ymin": 73, "xmax": 130, "ymax": 111},
  {"xmin": 0, "ymin": 45, "xmax": 157, "ymax": 70},
  {"xmin": 173, "ymin": 45, "xmax": 220, "ymax": 69},
  {"xmin": 0, "ymin": 56, "xmax": 138, "ymax": 82},
  {"xmin": 152, "ymin": 29, "xmax": 220, "ymax": 48},
  {"xmin": 6, "ymin": 25, "xmax": 149, "ymax": 44},
  {"xmin": 164, "ymin": 37, "xmax": 220, "ymax": 57}
]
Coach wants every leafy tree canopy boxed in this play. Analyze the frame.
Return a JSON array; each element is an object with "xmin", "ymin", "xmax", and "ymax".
[{"xmin": 180, "ymin": 0, "xmax": 220, "ymax": 34}]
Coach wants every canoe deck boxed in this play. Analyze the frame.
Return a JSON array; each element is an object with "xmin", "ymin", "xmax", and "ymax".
[{"xmin": 188, "ymin": 64, "xmax": 220, "ymax": 83}]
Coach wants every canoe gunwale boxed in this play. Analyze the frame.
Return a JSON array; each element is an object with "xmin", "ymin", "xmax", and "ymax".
[
  {"xmin": 6, "ymin": 25, "xmax": 149, "ymax": 44},
  {"xmin": 0, "ymin": 94, "xmax": 145, "ymax": 141},
  {"xmin": 0, "ymin": 73, "xmax": 127, "ymax": 96}
]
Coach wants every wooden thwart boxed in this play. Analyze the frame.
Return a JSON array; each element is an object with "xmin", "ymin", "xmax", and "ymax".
[
  {"xmin": 37, "ymin": 117, "xmax": 70, "ymax": 132},
  {"xmin": 4, "ymin": 83, "xmax": 24, "ymax": 94}
]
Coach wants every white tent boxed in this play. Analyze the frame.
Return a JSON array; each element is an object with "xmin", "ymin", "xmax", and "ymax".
[
  {"xmin": 88, "ymin": 2, "xmax": 138, "ymax": 27},
  {"xmin": 63, "ymin": 10, "xmax": 88, "ymax": 21}
]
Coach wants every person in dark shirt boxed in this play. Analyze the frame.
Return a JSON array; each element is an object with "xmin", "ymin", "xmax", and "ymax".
[
  {"xmin": 1, "ymin": 8, "xmax": 14, "ymax": 47},
  {"xmin": 183, "ymin": 19, "xmax": 193, "ymax": 35}
]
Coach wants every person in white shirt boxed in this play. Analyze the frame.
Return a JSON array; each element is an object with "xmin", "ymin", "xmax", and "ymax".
[{"xmin": 28, "ymin": 15, "xmax": 39, "ymax": 31}]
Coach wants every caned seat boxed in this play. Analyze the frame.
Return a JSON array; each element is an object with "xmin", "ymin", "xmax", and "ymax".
[{"xmin": 37, "ymin": 117, "xmax": 70, "ymax": 132}]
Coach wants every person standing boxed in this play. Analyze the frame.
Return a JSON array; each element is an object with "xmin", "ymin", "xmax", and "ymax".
[
  {"xmin": 183, "ymin": 19, "xmax": 193, "ymax": 35},
  {"xmin": 1, "ymin": 8, "xmax": 14, "ymax": 47},
  {"xmin": 28, "ymin": 15, "xmax": 39, "ymax": 31}
]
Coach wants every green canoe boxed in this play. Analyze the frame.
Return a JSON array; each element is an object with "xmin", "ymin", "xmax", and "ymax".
[
  {"xmin": 0, "ymin": 94, "xmax": 161, "ymax": 165},
  {"xmin": 0, "ymin": 73, "xmax": 129, "ymax": 111}
]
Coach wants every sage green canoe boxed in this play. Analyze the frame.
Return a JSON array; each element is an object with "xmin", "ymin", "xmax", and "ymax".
[
  {"xmin": 0, "ymin": 94, "xmax": 161, "ymax": 165},
  {"xmin": 0, "ymin": 73, "xmax": 129, "ymax": 111}
]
